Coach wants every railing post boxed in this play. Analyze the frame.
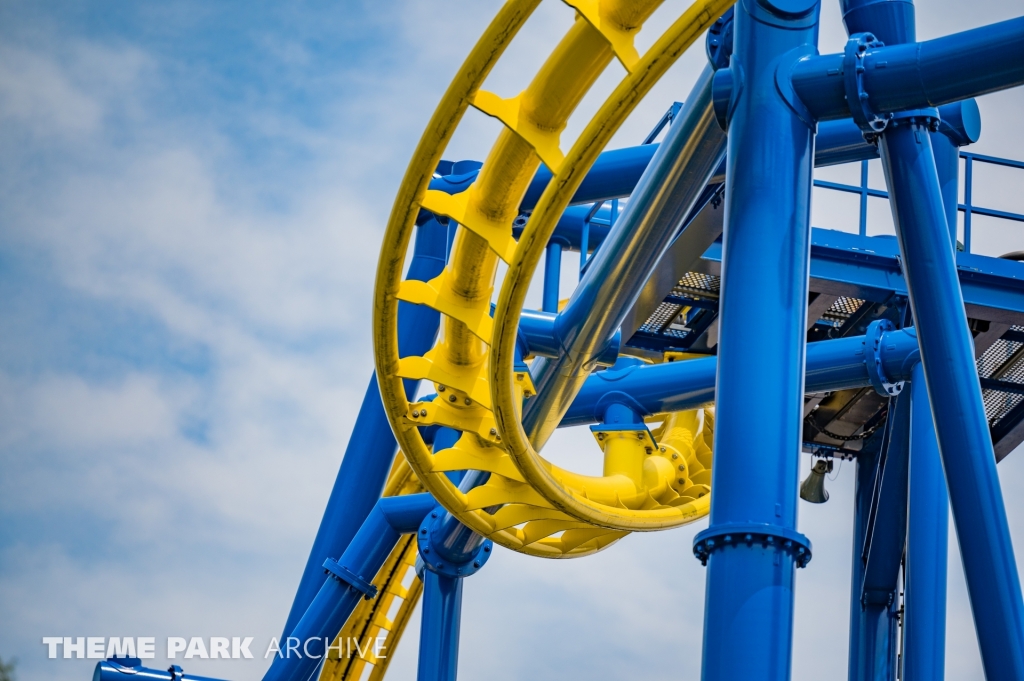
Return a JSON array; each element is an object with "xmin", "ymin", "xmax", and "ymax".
[
  {"xmin": 860, "ymin": 159, "xmax": 869, "ymax": 236},
  {"xmin": 963, "ymin": 153, "xmax": 974, "ymax": 253}
]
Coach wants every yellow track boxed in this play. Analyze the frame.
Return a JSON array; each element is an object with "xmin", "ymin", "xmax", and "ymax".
[{"xmin": 373, "ymin": 0, "xmax": 733, "ymax": 558}]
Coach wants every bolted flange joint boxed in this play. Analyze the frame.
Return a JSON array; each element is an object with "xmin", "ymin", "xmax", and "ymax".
[
  {"xmin": 843, "ymin": 33, "xmax": 890, "ymax": 138},
  {"xmin": 693, "ymin": 523, "xmax": 812, "ymax": 568},
  {"xmin": 865, "ymin": 319, "xmax": 905, "ymax": 397},
  {"xmin": 323, "ymin": 558, "xmax": 379, "ymax": 600},
  {"xmin": 417, "ymin": 516, "xmax": 494, "ymax": 579}
]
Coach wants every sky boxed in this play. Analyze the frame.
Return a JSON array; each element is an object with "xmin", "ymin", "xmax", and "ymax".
[{"xmin": 1, "ymin": 1, "xmax": 1024, "ymax": 680}]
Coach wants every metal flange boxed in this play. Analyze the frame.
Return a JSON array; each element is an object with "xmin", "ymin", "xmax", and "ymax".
[
  {"xmin": 693, "ymin": 523, "xmax": 812, "ymax": 568},
  {"xmin": 865, "ymin": 319, "xmax": 906, "ymax": 397},
  {"xmin": 323, "ymin": 558, "xmax": 379, "ymax": 600}
]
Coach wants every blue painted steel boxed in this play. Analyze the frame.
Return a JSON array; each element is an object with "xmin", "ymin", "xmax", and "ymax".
[
  {"xmin": 880, "ymin": 111, "xmax": 1024, "ymax": 679},
  {"xmin": 563, "ymin": 327, "xmax": 921, "ymax": 426},
  {"xmin": 281, "ymin": 218, "xmax": 448, "ymax": 639},
  {"xmin": 847, "ymin": 437, "xmax": 883, "ymax": 681},
  {"xmin": 903, "ymin": 362, "xmax": 948, "ymax": 681},
  {"xmin": 542, "ymin": 242, "xmax": 563, "ymax": 313},
  {"xmin": 841, "ymin": 0, "xmax": 915, "ymax": 46},
  {"xmin": 513, "ymin": 203, "xmax": 614, "ymax": 254},
  {"xmin": 698, "ymin": 1, "xmax": 820, "ymax": 678},
  {"xmin": 94, "ymin": 660, "xmax": 228, "ymax": 681},
  {"xmin": 791, "ymin": 17, "xmax": 1024, "ymax": 120},
  {"xmin": 693, "ymin": 228, "xmax": 1024, "ymax": 319},
  {"xmin": 856, "ymin": 392, "xmax": 910, "ymax": 681},
  {"xmin": 417, "ymin": 571, "xmax": 464, "ymax": 681},
  {"xmin": 524, "ymin": 65, "xmax": 727, "ymax": 449},
  {"xmin": 264, "ymin": 494, "xmax": 435, "ymax": 681}
]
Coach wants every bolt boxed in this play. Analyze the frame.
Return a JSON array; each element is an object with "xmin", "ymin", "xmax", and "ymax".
[
  {"xmin": 483, "ymin": 545, "xmax": 491, "ymax": 553},
  {"xmin": 636, "ymin": 432, "xmax": 644, "ymax": 440},
  {"xmin": 473, "ymin": 561, "xmax": 481, "ymax": 568},
  {"xmin": 464, "ymin": 398, "xmax": 471, "ymax": 406},
  {"xmin": 660, "ymin": 447, "xmax": 666, "ymax": 453},
  {"xmin": 431, "ymin": 511, "xmax": 437, "ymax": 518},
  {"xmin": 423, "ymin": 548, "xmax": 430, "ymax": 554},
  {"xmin": 677, "ymin": 478, "xmax": 685, "ymax": 485},
  {"xmin": 421, "ymin": 409, "xmax": 427, "ymax": 417},
  {"xmin": 597, "ymin": 433, "xmax": 605, "ymax": 440},
  {"xmin": 671, "ymin": 453, "xmax": 678, "ymax": 460},
  {"xmin": 420, "ymin": 528, "xmax": 427, "ymax": 534},
  {"xmin": 678, "ymin": 465, "xmax": 685, "ymax": 471},
  {"xmin": 438, "ymin": 385, "xmax": 446, "ymax": 392},
  {"xmin": 490, "ymin": 428, "xmax": 497, "ymax": 436},
  {"xmin": 412, "ymin": 410, "xmax": 419, "ymax": 417},
  {"xmin": 449, "ymin": 394, "xmax": 457, "ymax": 402}
]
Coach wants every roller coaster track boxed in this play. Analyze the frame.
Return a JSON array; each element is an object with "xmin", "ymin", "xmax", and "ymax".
[{"xmin": 374, "ymin": 0, "xmax": 731, "ymax": 556}]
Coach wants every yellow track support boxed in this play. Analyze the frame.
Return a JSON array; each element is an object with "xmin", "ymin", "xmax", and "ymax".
[
  {"xmin": 374, "ymin": 0, "xmax": 732, "ymax": 557},
  {"xmin": 320, "ymin": 458, "xmax": 424, "ymax": 681}
]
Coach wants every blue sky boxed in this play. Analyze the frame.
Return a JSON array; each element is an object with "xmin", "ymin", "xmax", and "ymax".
[{"xmin": 2, "ymin": 1, "xmax": 1024, "ymax": 680}]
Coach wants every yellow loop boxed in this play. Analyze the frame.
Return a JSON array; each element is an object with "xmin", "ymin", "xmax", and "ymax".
[
  {"xmin": 489, "ymin": 0, "xmax": 733, "ymax": 532},
  {"xmin": 375, "ymin": 0, "xmax": 728, "ymax": 557}
]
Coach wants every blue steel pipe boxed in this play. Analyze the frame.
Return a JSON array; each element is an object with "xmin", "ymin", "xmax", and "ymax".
[
  {"xmin": 699, "ymin": 1, "xmax": 820, "ymax": 678},
  {"xmin": 281, "ymin": 219, "xmax": 448, "ymax": 639},
  {"xmin": 856, "ymin": 391, "xmax": 911, "ymax": 681},
  {"xmin": 264, "ymin": 494, "xmax": 436, "ymax": 681},
  {"xmin": 792, "ymin": 17, "xmax": 1024, "ymax": 121},
  {"xmin": 542, "ymin": 242, "xmax": 563, "ymax": 313},
  {"xmin": 523, "ymin": 65, "xmax": 727, "ymax": 450},
  {"xmin": 94, "ymin": 660, "xmax": 227, "ymax": 681},
  {"xmin": 561, "ymin": 326, "xmax": 920, "ymax": 426},
  {"xmin": 880, "ymin": 112, "xmax": 1024, "ymax": 679},
  {"xmin": 417, "ymin": 572, "xmax": 464, "ymax": 681},
  {"xmin": 903, "ymin": 363, "xmax": 949, "ymax": 681},
  {"xmin": 847, "ymin": 437, "xmax": 883, "ymax": 681}
]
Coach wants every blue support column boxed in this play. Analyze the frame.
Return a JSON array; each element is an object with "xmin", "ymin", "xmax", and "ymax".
[
  {"xmin": 281, "ymin": 218, "xmax": 448, "ymax": 638},
  {"xmin": 542, "ymin": 241, "xmax": 563, "ymax": 313},
  {"xmin": 417, "ymin": 572, "xmax": 464, "ymax": 681},
  {"xmin": 264, "ymin": 494, "xmax": 436, "ymax": 681},
  {"xmin": 415, "ymin": 496, "xmax": 492, "ymax": 681},
  {"xmin": 857, "ymin": 391, "xmax": 912, "ymax": 681},
  {"xmin": 693, "ymin": 0, "xmax": 819, "ymax": 679},
  {"xmin": 848, "ymin": 441, "xmax": 882, "ymax": 681},
  {"xmin": 903, "ymin": 362, "xmax": 948, "ymax": 681},
  {"xmin": 880, "ymin": 113, "xmax": 1024, "ymax": 680}
]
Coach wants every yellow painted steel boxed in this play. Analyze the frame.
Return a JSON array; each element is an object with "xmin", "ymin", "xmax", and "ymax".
[
  {"xmin": 374, "ymin": 0, "xmax": 732, "ymax": 558},
  {"xmin": 319, "ymin": 458, "xmax": 424, "ymax": 681},
  {"xmin": 489, "ymin": 0, "xmax": 733, "ymax": 531}
]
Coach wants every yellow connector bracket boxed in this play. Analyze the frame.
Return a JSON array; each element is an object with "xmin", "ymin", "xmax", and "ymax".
[
  {"xmin": 563, "ymin": 0, "xmax": 641, "ymax": 71},
  {"xmin": 396, "ymin": 347, "xmax": 492, "ymax": 408},
  {"xmin": 405, "ymin": 398, "xmax": 501, "ymax": 444},
  {"xmin": 470, "ymin": 90, "xmax": 566, "ymax": 172},
  {"xmin": 420, "ymin": 188, "xmax": 519, "ymax": 263},
  {"xmin": 396, "ymin": 271, "xmax": 494, "ymax": 342},
  {"xmin": 432, "ymin": 433, "xmax": 527, "ymax": 482}
]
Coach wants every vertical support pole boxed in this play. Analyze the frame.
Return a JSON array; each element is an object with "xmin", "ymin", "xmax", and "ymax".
[
  {"xmin": 417, "ymin": 572, "xmax": 464, "ymax": 681},
  {"xmin": 848, "ymin": 443, "xmax": 882, "ymax": 681},
  {"xmin": 860, "ymin": 159, "xmax": 869, "ymax": 236},
  {"xmin": 931, "ymin": 133, "xmax": 960, "ymax": 247},
  {"xmin": 579, "ymin": 218, "xmax": 590, "ymax": 281},
  {"xmin": 902, "ymin": 362, "xmax": 948, "ymax": 681},
  {"xmin": 880, "ymin": 116, "xmax": 1024, "ymax": 679},
  {"xmin": 543, "ymin": 241, "xmax": 562, "ymax": 313},
  {"xmin": 281, "ymin": 218, "xmax": 448, "ymax": 639},
  {"xmin": 963, "ymin": 154, "xmax": 973, "ymax": 253},
  {"xmin": 694, "ymin": 1, "xmax": 820, "ymax": 680}
]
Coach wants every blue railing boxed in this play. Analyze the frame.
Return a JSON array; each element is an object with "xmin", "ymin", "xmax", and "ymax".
[{"xmin": 813, "ymin": 153, "xmax": 1024, "ymax": 253}]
